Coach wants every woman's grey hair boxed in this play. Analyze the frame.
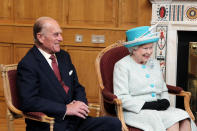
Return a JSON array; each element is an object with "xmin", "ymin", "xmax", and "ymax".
[{"xmin": 128, "ymin": 46, "xmax": 139, "ymax": 55}]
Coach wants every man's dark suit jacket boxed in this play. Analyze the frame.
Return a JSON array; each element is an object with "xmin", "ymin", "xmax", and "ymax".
[{"xmin": 17, "ymin": 45, "xmax": 87, "ymax": 131}]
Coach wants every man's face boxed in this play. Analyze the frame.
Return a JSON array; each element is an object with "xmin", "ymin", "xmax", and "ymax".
[
  {"xmin": 133, "ymin": 43, "xmax": 153, "ymax": 64},
  {"xmin": 37, "ymin": 20, "xmax": 63, "ymax": 54}
]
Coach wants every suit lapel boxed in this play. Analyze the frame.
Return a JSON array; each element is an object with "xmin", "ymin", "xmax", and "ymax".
[{"xmin": 31, "ymin": 46, "xmax": 68, "ymax": 100}]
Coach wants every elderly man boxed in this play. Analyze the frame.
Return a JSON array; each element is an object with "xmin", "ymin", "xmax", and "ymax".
[{"xmin": 17, "ymin": 16, "xmax": 121, "ymax": 131}]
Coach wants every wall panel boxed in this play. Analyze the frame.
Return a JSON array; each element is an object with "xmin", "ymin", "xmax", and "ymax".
[
  {"xmin": 118, "ymin": 0, "xmax": 152, "ymax": 28},
  {"xmin": 63, "ymin": 46, "xmax": 102, "ymax": 104},
  {"xmin": 14, "ymin": 0, "xmax": 36, "ymax": 24},
  {"xmin": 63, "ymin": 28, "xmax": 126, "ymax": 47},
  {"xmin": 66, "ymin": 0, "xmax": 118, "ymax": 27},
  {"xmin": 138, "ymin": 0, "xmax": 152, "ymax": 26},
  {"xmin": 0, "ymin": 43, "xmax": 13, "ymax": 96},
  {"xmin": 0, "ymin": 25, "xmax": 14, "ymax": 43},
  {"xmin": 0, "ymin": 97, "xmax": 6, "ymax": 117},
  {"xmin": 0, "ymin": 0, "xmax": 13, "ymax": 23},
  {"xmin": 36, "ymin": 0, "xmax": 64, "ymax": 25},
  {"xmin": 13, "ymin": 44, "xmax": 33, "ymax": 63},
  {"xmin": 0, "ymin": 43, "xmax": 13, "ymax": 121},
  {"xmin": 118, "ymin": 0, "xmax": 138, "ymax": 28},
  {"xmin": 13, "ymin": 26, "xmax": 33, "ymax": 44},
  {"xmin": 0, "ymin": 44, "xmax": 13, "ymax": 65}
]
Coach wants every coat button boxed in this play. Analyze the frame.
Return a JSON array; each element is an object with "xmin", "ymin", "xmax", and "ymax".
[
  {"xmin": 142, "ymin": 65, "xmax": 146, "ymax": 69},
  {"xmin": 145, "ymin": 74, "xmax": 150, "ymax": 78},
  {"xmin": 150, "ymin": 84, "xmax": 154, "ymax": 88},
  {"xmin": 151, "ymin": 93, "xmax": 156, "ymax": 97}
]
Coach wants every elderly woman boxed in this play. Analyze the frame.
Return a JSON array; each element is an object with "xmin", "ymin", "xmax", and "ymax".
[{"xmin": 113, "ymin": 26, "xmax": 197, "ymax": 131}]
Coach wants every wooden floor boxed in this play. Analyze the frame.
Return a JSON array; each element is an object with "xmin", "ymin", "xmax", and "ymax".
[{"xmin": 0, "ymin": 118, "xmax": 26, "ymax": 131}]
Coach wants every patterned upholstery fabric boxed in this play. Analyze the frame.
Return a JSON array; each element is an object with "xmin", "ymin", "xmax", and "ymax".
[
  {"xmin": 167, "ymin": 84, "xmax": 183, "ymax": 94},
  {"xmin": 8, "ymin": 70, "xmax": 44, "ymax": 120},
  {"xmin": 25, "ymin": 112, "xmax": 45, "ymax": 120},
  {"xmin": 100, "ymin": 46, "xmax": 129, "ymax": 114},
  {"xmin": 100, "ymin": 46, "xmax": 142, "ymax": 131},
  {"xmin": 8, "ymin": 70, "xmax": 20, "ymax": 108},
  {"xmin": 100, "ymin": 46, "xmax": 129, "ymax": 94}
]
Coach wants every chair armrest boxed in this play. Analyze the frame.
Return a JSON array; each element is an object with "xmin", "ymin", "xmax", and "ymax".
[
  {"xmin": 168, "ymin": 84, "xmax": 195, "ymax": 120},
  {"xmin": 101, "ymin": 89, "xmax": 128, "ymax": 131},
  {"xmin": 113, "ymin": 99, "xmax": 128, "ymax": 131},
  {"xmin": 172, "ymin": 91, "xmax": 195, "ymax": 121},
  {"xmin": 88, "ymin": 103, "xmax": 101, "ymax": 117},
  {"xmin": 24, "ymin": 112, "xmax": 54, "ymax": 124},
  {"xmin": 167, "ymin": 84, "xmax": 183, "ymax": 94},
  {"xmin": 102, "ymin": 88, "xmax": 117, "ymax": 102}
]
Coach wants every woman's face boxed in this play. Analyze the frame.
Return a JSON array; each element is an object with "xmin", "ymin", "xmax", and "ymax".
[{"xmin": 132, "ymin": 43, "xmax": 153, "ymax": 64}]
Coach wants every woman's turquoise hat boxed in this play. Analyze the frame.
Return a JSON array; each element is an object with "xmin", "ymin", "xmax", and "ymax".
[{"xmin": 123, "ymin": 25, "xmax": 160, "ymax": 48}]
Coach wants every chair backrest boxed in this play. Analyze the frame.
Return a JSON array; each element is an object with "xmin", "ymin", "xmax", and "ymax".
[
  {"xmin": 0, "ymin": 64, "xmax": 23, "ymax": 116},
  {"xmin": 95, "ymin": 41, "xmax": 129, "ymax": 115},
  {"xmin": 1, "ymin": 64, "xmax": 55, "ymax": 131},
  {"xmin": 100, "ymin": 44, "xmax": 129, "ymax": 93}
]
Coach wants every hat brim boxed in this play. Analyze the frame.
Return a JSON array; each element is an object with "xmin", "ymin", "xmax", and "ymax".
[{"xmin": 124, "ymin": 37, "xmax": 159, "ymax": 48}]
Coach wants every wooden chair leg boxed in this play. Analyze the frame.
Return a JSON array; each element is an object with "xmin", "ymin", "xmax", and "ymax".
[{"xmin": 6, "ymin": 109, "xmax": 14, "ymax": 131}]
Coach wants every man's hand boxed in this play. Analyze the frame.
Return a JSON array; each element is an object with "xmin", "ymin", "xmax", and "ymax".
[{"xmin": 66, "ymin": 100, "xmax": 90, "ymax": 119}]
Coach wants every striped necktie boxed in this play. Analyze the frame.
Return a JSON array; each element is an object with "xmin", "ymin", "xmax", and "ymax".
[{"xmin": 50, "ymin": 55, "xmax": 69, "ymax": 94}]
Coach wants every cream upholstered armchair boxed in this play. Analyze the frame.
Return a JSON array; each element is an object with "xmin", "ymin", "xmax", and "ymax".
[
  {"xmin": 95, "ymin": 41, "xmax": 195, "ymax": 131},
  {"xmin": 0, "ymin": 64, "xmax": 55, "ymax": 131}
]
